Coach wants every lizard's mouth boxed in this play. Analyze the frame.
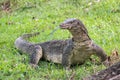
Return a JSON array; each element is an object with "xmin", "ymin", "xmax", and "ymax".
[{"xmin": 59, "ymin": 23, "xmax": 71, "ymax": 29}]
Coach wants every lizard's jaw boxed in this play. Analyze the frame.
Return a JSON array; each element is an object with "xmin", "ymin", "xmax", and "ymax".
[{"xmin": 60, "ymin": 24, "xmax": 72, "ymax": 29}]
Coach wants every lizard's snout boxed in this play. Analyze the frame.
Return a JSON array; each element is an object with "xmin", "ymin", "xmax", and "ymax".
[
  {"xmin": 59, "ymin": 23, "xmax": 66, "ymax": 29},
  {"xmin": 60, "ymin": 23, "xmax": 71, "ymax": 29}
]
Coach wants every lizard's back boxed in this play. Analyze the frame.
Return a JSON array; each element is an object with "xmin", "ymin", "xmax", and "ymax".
[{"xmin": 37, "ymin": 39, "xmax": 70, "ymax": 64}]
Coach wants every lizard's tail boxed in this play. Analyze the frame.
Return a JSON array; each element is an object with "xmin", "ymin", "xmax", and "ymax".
[{"xmin": 14, "ymin": 32, "xmax": 40, "ymax": 54}]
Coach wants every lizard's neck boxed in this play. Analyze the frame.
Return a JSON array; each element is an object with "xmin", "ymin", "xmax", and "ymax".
[{"xmin": 69, "ymin": 28, "xmax": 91, "ymax": 42}]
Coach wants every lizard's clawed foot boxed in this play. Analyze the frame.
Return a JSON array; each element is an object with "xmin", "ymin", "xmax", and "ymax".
[
  {"xmin": 64, "ymin": 66, "xmax": 72, "ymax": 72},
  {"xmin": 65, "ymin": 67, "xmax": 71, "ymax": 71},
  {"xmin": 30, "ymin": 63, "xmax": 39, "ymax": 69}
]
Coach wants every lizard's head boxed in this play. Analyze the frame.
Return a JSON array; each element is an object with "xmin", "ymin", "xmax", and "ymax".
[
  {"xmin": 60, "ymin": 18, "xmax": 84, "ymax": 30},
  {"xmin": 60, "ymin": 18, "xmax": 88, "ymax": 35}
]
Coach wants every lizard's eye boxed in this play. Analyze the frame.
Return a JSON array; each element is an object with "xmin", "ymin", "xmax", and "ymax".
[{"xmin": 70, "ymin": 21, "xmax": 74, "ymax": 24}]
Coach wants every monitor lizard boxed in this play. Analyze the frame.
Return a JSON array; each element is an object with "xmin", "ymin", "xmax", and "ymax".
[{"xmin": 15, "ymin": 18, "xmax": 107, "ymax": 69}]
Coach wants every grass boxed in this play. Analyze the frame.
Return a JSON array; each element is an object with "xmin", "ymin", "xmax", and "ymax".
[{"xmin": 0, "ymin": 0, "xmax": 120, "ymax": 80}]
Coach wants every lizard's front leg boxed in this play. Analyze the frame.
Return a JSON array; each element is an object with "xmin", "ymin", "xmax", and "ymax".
[
  {"xmin": 62, "ymin": 40, "xmax": 73, "ymax": 70},
  {"xmin": 29, "ymin": 45, "xmax": 43, "ymax": 68},
  {"xmin": 92, "ymin": 44, "xmax": 107, "ymax": 62},
  {"xmin": 62, "ymin": 51, "xmax": 72, "ymax": 70}
]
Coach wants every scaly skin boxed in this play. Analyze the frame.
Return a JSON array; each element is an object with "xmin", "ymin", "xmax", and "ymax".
[{"xmin": 15, "ymin": 18, "xmax": 107, "ymax": 68}]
